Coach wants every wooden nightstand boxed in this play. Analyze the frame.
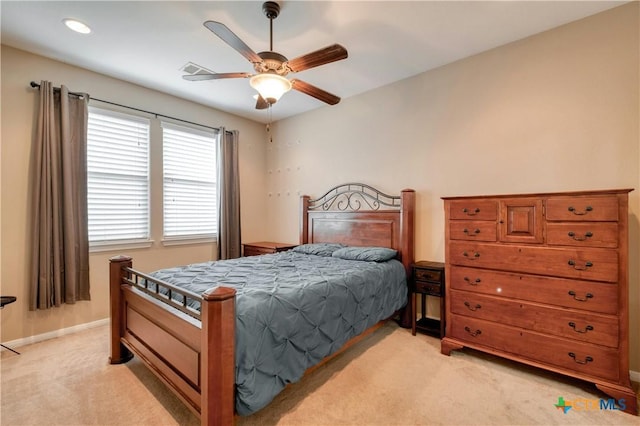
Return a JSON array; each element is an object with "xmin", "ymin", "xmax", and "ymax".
[
  {"xmin": 242, "ymin": 241, "xmax": 297, "ymax": 257},
  {"xmin": 411, "ymin": 261, "xmax": 445, "ymax": 338}
]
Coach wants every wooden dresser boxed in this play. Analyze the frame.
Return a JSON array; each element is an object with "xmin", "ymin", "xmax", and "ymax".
[{"xmin": 441, "ymin": 189, "xmax": 636, "ymax": 415}]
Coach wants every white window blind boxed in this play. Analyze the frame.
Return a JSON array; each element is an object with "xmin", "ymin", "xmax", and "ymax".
[
  {"xmin": 162, "ymin": 122, "xmax": 218, "ymax": 238},
  {"xmin": 87, "ymin": 108, "xmax": 150, "ymax": 243}
]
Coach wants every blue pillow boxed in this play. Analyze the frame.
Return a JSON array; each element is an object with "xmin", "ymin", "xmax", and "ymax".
[
  {"xmin": 332, "ymin": 246, "xmax": 398, "ymax": 262},
  {"xmin": 292, "ymin": 243, "xmax": 346, "ymax": 257}
]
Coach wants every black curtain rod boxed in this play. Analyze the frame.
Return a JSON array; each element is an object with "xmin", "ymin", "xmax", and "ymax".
[{"xmin": 29, "ymin": 81, "xmax": 221, "ymax": 132}]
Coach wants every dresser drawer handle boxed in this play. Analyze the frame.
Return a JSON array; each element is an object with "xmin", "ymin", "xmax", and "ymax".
[
  {"xmin": 568, "ymin": 352, "xmax": 593, "ymax": 365},
  {"xmin": 463, "ymin": 228, "xmax": 481, "ymax": 236},
  {"xmin": 568, "ymin": 291, "xmax": 593, "ymax": 302},
  {"xmin": 567, "ymin": 205, "xmax": 593, "ymax": 215},
  {"xmin": 462, "ymin": 207, "xmax": 481, "ymax": 216},
  {"xmin": 464, "ymin": 301, "xmax": 482, "ymax": 311},
  {"xmin": 567, "ymin": 231, "xmax": 593, "ymax": 241},
  {"xmin": 568, "ymin": 322, "xmax": 594, "ymax": 334},
  {"xmin": 464, "ymin": 326, "xmax": 482, "ymax": 337},
  {"xmin": 463, "ymin": 251, "xmax": 480, "ymax": 259},
  {"xmin": 567, "ymin": 259, "xmax": 593, "ymax": 270},
  {"xmin": 463, "ymin": 276, "xmax": 481, "ymax": 286}
]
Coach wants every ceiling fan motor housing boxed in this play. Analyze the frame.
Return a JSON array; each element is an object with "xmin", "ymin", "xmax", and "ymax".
[
  {"xmin": 256, "ymin": 51, "xmax": 289, "ymax": 74},
  {"xmin": 262, "ymin": 2, "xmax": 280, "ymax": 19}
]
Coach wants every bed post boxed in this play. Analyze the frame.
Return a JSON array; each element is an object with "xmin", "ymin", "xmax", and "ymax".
[
  {"xmin": 399, "ymin": 189, "xmax": 416, "ymax": 329},
  {"xmin": 299, "ymin": 195, "xmax": 310, "ymax": 244},
  {"xmin": 109, "ymin": 255, "xmax": 133, "ymax": 364},
  {"xmin": 400, "ymin": 189, "xmax": 415, "ymax": 275},
  {"xmin": 200, "ymin": 286, "xmax": 236, "ymax": 426}
]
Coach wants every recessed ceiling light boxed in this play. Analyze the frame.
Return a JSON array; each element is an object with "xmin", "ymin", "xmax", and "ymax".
[{"xmin": 63, "ymin": 18, "xmax": 91, "ymax": 34}]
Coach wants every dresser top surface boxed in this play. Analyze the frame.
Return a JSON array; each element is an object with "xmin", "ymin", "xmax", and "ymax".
[{"xmin": 441, "ymin": 188, "xmax": 633, "ymax": 201}]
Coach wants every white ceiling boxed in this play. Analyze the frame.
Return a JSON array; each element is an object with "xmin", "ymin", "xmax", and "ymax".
[{"xmin": 1, "ymin": 1, "xmax": 627, "ymax": 124}]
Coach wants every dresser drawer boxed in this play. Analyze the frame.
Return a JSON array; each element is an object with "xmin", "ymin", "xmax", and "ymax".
[
  {"xmin": 449, "ymin": 242, "xmax": 618, "ymax": 283},
  {"xmin": 449, "ymin": 221, "xmax": 497, "ymax": 242},
  {"xmin": 449, "ymin": 266, "xmax": 618, "ymax": 314},
  {"xmin": 449, "ymin": 200, "xmax": 498, "ymax": 221},
  {"xmin": 546, "ymin": 223, "xmax": 618, "ymax": 249},
  {"xmin": 545, "ymin": 196, "xmax": 619, "ymax": 222},
  {"xmin": 448, "ymin": 315, "xmax": 620, "ymax": 381},
  {"xmin": 449, "ymin": 289, "xmax": 618, "ymax": 347}
]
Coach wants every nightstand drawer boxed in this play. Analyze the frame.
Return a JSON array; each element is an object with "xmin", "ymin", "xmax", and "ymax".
[
  {"xmin": 244, "ymin": 246, "xmax": 275, "ymax": 256},
  {"xmin": 414, "ymin": 268, "xmax": 442, "ymax": 283},
  {"xmin": 415, "ymin": 281, "xmax": 442, "ymax": 296},
  {"xmin": 243, "ymin": 241, "xmax": 297, "ymax": 257}
]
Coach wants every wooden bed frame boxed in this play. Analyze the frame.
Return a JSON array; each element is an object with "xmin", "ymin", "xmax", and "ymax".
[{"xmin": 109, "ymin": 183, "xmax": 415, "ymax": 425}]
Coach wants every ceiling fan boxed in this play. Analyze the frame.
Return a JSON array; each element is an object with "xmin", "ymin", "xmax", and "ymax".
[{"xmin": 183, "ymin": 1, "xmax": 348, "ymax": 110}]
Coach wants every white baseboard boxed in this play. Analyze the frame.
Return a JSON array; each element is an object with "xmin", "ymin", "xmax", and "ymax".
[{"xmin": 1, "ymin": 317, "xmax": 109, "ymax": 350}]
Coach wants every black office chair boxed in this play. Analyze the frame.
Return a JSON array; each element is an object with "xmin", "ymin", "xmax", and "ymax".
[{"xmin": 0, "ymin": 296, "xmax": 20, "ymax": 354}]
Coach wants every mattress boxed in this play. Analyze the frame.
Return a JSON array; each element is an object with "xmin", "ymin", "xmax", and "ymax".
[{"xmin": 149, "ymin": 249, "xmax": 407, "ymax": 415}]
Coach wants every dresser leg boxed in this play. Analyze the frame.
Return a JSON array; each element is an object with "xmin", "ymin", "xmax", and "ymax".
[
  {"xmin": 440, "ymin": 338, "xmax": 464, "ymax": 356},
  {"xmin": 595, "ymin": 383, "xmax": 638, "ymax": 415}
]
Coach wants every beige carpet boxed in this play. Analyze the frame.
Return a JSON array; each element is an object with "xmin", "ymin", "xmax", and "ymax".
[{"xmin": 1, "ymin": 322, "xmax": 638, "ymax": 425}]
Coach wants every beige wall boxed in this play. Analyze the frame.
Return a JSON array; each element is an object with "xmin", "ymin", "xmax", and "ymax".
[
  {"xmin": 266, "ymin": 3, "xmax": 640, "ymax": 372},
  {"xmin": 0, "ymin": 45, "xmax": 269, "ymax": 342}
]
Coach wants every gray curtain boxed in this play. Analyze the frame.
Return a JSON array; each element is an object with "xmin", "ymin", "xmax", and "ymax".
[
  {"xmin": 30, "ymin": 81, "xmax": 90, "ymax": 310},
  {"xmin": 216, "ymin": 128, "xmax": 241, "ymax": 260}
]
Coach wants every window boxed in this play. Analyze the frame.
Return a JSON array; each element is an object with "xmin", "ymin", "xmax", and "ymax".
[
  {"xmin": 87, "ymin": 108, "xmax": 150, "ymax": 245},
  {"xmin": 162, "ymin": 122, "xmax": 218, "ymax": 239}
]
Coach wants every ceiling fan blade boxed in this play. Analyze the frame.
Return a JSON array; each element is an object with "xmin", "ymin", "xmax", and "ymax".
[
  {"xmin": 203, "ymin": 21, "xmax": 262, "ymax": 64},
  {"xmin": 255, "ymin": 94, "xmax": 269, "ymax": 110},
  {"xmin": 183, "ymin": 72, "xmax": 251, "ymax": 81},
  {"xmin": 291, "ymin": 79, "xmax": 341, "ymax": 105},
  {"xmin": 286, "ymin": 44, "xmax": 348, "ymax": 73}
]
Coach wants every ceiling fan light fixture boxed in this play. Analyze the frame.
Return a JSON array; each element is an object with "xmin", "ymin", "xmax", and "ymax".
[{"xmin": 250, "ymin": 73, "xmax": 292, "ymax": 104}]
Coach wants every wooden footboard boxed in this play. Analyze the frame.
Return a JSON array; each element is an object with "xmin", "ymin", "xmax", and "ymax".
[{"xmin": 109, "ymin": 255, "xmax": 236, "ymax": 426}]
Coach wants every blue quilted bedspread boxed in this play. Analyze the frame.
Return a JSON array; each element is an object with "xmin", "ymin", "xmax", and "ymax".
[{"xmin": 149, "ymin": 250, "xmax": 407, "ymax": 415}]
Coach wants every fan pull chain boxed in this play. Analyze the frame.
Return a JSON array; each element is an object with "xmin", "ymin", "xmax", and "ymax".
[{"xmin": 266, "ymin": 115, "xmax": 273, "ymax": 143}]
